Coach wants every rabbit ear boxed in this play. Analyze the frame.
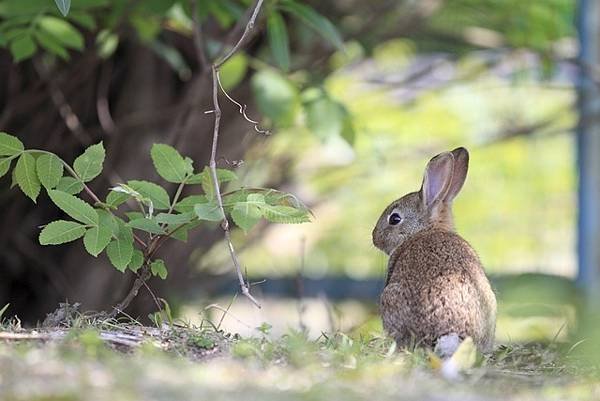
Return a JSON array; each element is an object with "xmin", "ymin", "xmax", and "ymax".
[
  {"xmin": 444, "ymin": 147, "xmax": 469, "ymax": 203},
  {"xmin": 421, "ymin": 151, "xmax": 454, "ymax": 208}
]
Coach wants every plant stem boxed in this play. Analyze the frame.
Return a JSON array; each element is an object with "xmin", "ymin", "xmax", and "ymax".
[
  {"xmin": 27, "ymin": 149, "xmax": 147, "ymax": 248},
  {"xmin": 202, "ymin": 0, "xmax": 265, "ymax": 308},
  {"xmin": 108, "ymin": 264, "xmax": 152, "ymax": 319}
]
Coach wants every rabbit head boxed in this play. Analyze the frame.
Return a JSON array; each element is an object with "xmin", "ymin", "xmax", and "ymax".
[{"xmin": 372, "ymin": 147, "xmax": 469, "ymax": 255}]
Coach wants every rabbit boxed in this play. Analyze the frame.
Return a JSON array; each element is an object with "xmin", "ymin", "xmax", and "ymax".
[{"xmin": 372, "ymin": 147, "xmax": 496, "ymax": 355}]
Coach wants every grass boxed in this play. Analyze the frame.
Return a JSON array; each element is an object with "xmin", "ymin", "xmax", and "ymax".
[{"xmin": 0, "ymin": 309, "xmax": 598, "ymax": 401}]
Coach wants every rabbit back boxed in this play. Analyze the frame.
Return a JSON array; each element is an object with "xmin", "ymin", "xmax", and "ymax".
[{"xmin": 380, "ymin": 228, "xmax": 496, "ymax": 352}]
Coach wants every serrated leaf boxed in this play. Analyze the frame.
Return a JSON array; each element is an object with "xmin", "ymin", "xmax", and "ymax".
[
  {"xmin": 125, "ymin": 211, "xmax": 144, "ymax": 221},
  {"xmin": 73, "ymin": 142, "xmax": 105, "ymax": 182},
  {"xmin": 168, "ymin": 224, "xmax": 188, "ymax": 242},
  {"xmin": 198, "ymin": 166, "xmax": 238, "ymax": 200},
  {"xmin": 54, "ymin": 0, "xmax": 71, "ymax": 16},
  {"xmin": 267, "ymin": 11, "xmax": 290, "ymax": 71},
  {"xmin": 258, "ymin": 204, "xmax": 310, "ymax": 224},
  {"xmin": 0, "ymin": 132, "xmax": 24, "ymax": 156},
  {"xmin": 106, "ymin": 220, "xmax": 133, "ymax": 272},
  {"xmin": 187, "ymin": 168, "xmax": 237, "ymax": 185},
  {"xmin": 106, "ymin": 190, "xmax": 129, "ymax": 208},
  {"xmin": 150, "ymin": 259, "xmax": 168, "ymax": 279},
  {"xmin": 98, "ymin": 209, "xmax": 119, "ymax": 236},
  {"xmin": 231, "ymin": 202, "xmax": 262, "ymax": 232},
  {"xmin": 38, "ymin": 16, "xmax": 83, "ymax": 50},
  {"xmin": 150, "ymin": 144, "xmax": 192, "ymax": 183},
  {"xmin": 83, "ymin": 221, "xmax": 112, "ymax": 257},
  {"xmin": 48, "ymin": 189, "xmax": 98, "ymax": 225},
  {"xmin": 127, "ymin": 218, "xmax": 165, "ymax": 234},
  {"xmin": 174, "ymin": 195, "xmax": 207, "ymax": 213},
  {"xmin": 194, "ymin": 202, "xmax": 223, "ymax": 222},
  {"xmin": 278, "ymin": 0, "xmax": 344, "ymax": 50},
  {"xmin": 36, "ymin": 153, "xmax": 63, "ymax": 189},
  {"xmin": 39, "ymin": 220, "xmax": 86, "ymax": 245},
  {"xmin": 15, "ymin": 153, "xmax": 40, "ymax": 202},
  {"xmin": 128, "ymin": 249, "xmax": 144, "ymax": 273},
  {"xmin": 128, "ymin": 180, "xmax": 170, "ymax": 210},
  {"xmin": 56, "ymin": 176, "xmax": 84, "ymax": 194},
  {"xmin": 10, "ymin": 34, "xmax": 37, "ymax": 62},
  {"xmin": 0, "ymin": 158, "xmax": 12, "ymax": 178},
  {"xmin": 155, "ymin": 212, "xmax": 194, "ymax": 225}
]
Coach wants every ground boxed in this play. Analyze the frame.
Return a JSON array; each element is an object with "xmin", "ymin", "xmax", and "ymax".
[{"xmin": 0, "ymin": 311, "xmax": 597, "ymax": 401}]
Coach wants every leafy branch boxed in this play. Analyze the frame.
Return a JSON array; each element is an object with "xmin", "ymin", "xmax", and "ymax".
[{"xmin": 0, "ymin": 132, "xmax": 311, "ymax": 316}]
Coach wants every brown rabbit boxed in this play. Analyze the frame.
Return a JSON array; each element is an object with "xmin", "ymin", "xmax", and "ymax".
[{"xmin": 372, "ymin": 147, "xmax": 496, "ymax": 355}]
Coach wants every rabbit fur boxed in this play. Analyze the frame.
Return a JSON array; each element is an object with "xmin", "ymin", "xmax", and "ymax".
[{"xmin": 372, "ymin": 147, "xmax": 496, "ymax": 354}]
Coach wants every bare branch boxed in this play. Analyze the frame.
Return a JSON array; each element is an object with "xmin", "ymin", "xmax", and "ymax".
[
  {"xmin": 207, "ymin": 0, "xmax": 266, "ymax": 308},
  {"xmin": 215, "ymin": 0, "xmax": 265, "ymax": 69}
]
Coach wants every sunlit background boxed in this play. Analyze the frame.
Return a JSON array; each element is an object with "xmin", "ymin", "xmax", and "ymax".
[
  {"xmin": 179, "ymin": 2, "xmax": 579, "ymax": 342},
  {"xmin": 0, "ymin": 0, "xmax": 586, "ymax": 347}
]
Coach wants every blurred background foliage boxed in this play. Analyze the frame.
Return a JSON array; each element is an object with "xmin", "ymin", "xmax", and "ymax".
[{"xmin": 0, "ymin": 0, "xmax": 582, "ymax": 343}]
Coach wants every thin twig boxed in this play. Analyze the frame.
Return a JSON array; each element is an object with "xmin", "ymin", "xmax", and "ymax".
[
  {"xmin": 215, "ymin": 72, "xmax": 270, "ymax": 135},
  {"xmin": 108, "ymin": 264, "xmax": 152, "ymax": 318},
  {"xmin": 206, "ymin": 0, "xmax": 266, "ymax": 308},
  {"xmin": 204, "ymin": 302, "xmax": 252, "ymax": 329},
  {"xmin": 215, "ymin": 0, "xmax": 265, "ymax": 69}
]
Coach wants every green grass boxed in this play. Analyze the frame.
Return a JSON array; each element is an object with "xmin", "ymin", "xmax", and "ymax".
[{"xmin": 0, "ymin": 317, "xmax": 597, "ymax": 401}]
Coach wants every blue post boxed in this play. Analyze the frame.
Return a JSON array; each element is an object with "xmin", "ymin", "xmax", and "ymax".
[{"xmin": 576, "ymin": 0, "xmax": 600, "ymax": 298}]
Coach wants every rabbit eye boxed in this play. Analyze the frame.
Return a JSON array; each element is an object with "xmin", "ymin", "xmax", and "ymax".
[{"xmin": 388, "ymin": 212, "xmax": 402, "ymax": 225}]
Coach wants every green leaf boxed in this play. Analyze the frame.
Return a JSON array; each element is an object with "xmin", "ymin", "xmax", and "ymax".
[
  {"xmin": 174, "ymin": 195, "xmax": 206, "ymax": 213},
  {"xmin": 34, "ymin": 30, "xmax": 69, "ymax": 59},
  {"xmin": 68, "ymin": 11, "xmax": 96, "ymax": 30},
  {"xmin": 125, "ymin": 211, "xmax": 144, "ymax": 221},
  {"xmin": 10, "ymin": 34, "xmax": 37, "ymax": 62},
  {"xmin": 196, "ymin": 166, "xmax": 238, "ymax": 199},
  {"xmin": 48, "ymin": 190, "xmax": 98, "ymax": 225},
  {"xmin": 194, "ymin": 202, "xmax": 223, "ymax": 222},
  {"xmin": 83, "ymin": 212, "xmax": 112, "ymax": 257},
  {"xmin": 154, "ymin": 212, "xmax": 194, "ymax": 225},
  {"xmin": 106, "ymin": 190, "xmax": 129, "ymax": 208},
  {"xmin": 150, "ymin": 259, "xmax": 168, "ymax": 279},
  {"xmin": 278, "ymin": 0, "xmax": 344, "ymax": 50},
  {"xmin": 73, "ymin": 142, "xmax": 105, "ymax": 182},
  {"xmin": 305, "ymin": 94, "xmax": 345, "ymax": 140},
  {"xmin": 267, "ymin": 11, "xmax": 290, "ymax": 71},
  {"xmin": 56, "ymin": 176, "xmax": 84, "ymax": 195},
  {"xmin": 150, "ymin": 144, "xmax": 192, "ymax": 183},
  {"xmin": 38, "ymin": 16, "xmax": 84, "ymax": 50},
  {"xmin": 0, "ymin": 158, "xmax": 12, "ymax": 178},
  {"xmin": 219, "ymin": 53, "xmax": 248, "ymax": 91},
  {"xmin": 39, "ymin": 220, "xmax": 86, "ymax": 245},
  {"xmin": 251, "ymin": 69, "xmax": 299, "ymax": 127},
  {"xmin": 258, "ymin": 204, "xmax": 310, "ymax": 224},
  {"xmin": 96, "ymin": 29, "xmax": 119, "ymax": 59},
  {"xmin": 128, "ymin": 249, "xmax": 144, "ymax": 273},
  {"xmin": 36, "ymin": 153, "xmax": 64, "ymax": 189},
  {"xmin": 128, "ymin": 180, "xmax": 170, "ymax": 210},
  {"xmin": 0, "ymin": 133, "xmax": 24, "ymax": 156},
  {"xmin": 54, "ymin": 0, "xmax": 71, "ymax": 16},
  {"xmin": 231, "ymin": 202, "xmax": 262, "ymax": 233},
  {"xmin": 188, "ymin": 167, "xmax": 237, "ymax": 185},
  {"xmin": 127, "ymin": 218, "xmax": 166, "ymax": 235},
  {"xmin": 106, "ymin": 221, "xmax": 134, "ymax": 272},
  {"xmin": 15, "ymin": 153, "xmax": 40, "ymax": 202}
]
